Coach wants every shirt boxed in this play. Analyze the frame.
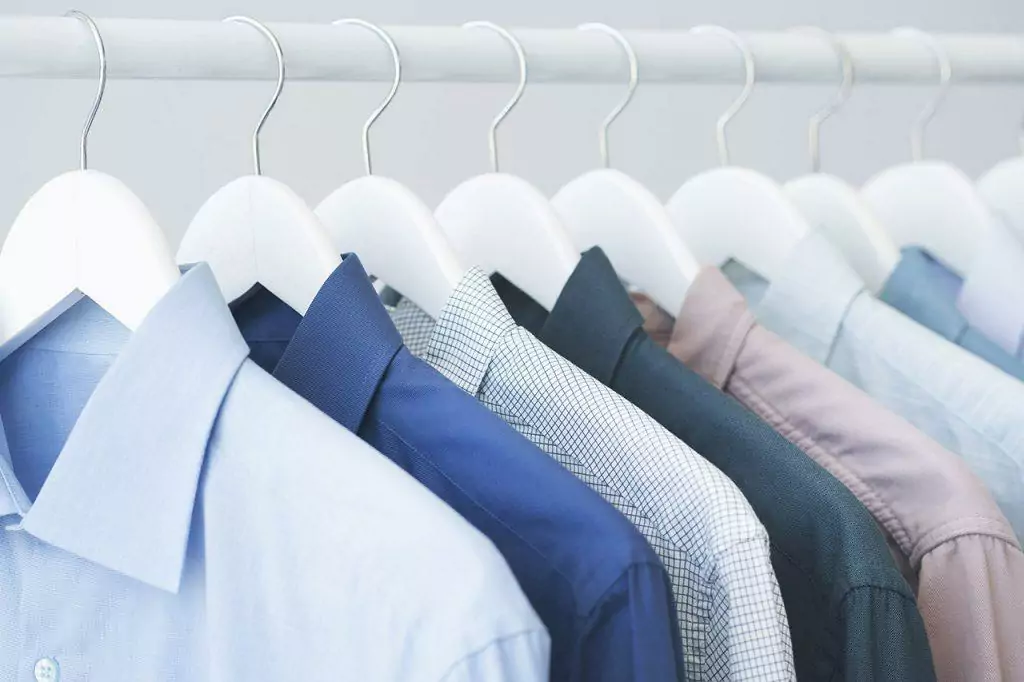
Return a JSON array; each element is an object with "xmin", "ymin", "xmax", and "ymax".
[
  {"xmin": 880, "ymin": 246, "xmax": 1024, "ymax": 381},
  {"xmin": 0, "ymin": 265, "xmax": 549, "ymax": 682},
  {"xmin": 638, "ymin": 266, "xmax": 1024, "ymax": 682},
  {"xmin": 231, "ymin": 255, "xmax": 683, "ymax": 682},
  {"xmin": 493, "ymin": 248, "xmax": 936, "ymax": 682},
  {"xmin": 727, "ymin": 232, "xmax": 1024, "ymax": 541},
  {"xmin": 957, "ymin": 226, "xmax": 1024, "ymax": 358},
  {"xmin": 390, "ymin": 269, "xmax": 793, "ymax": 682}
]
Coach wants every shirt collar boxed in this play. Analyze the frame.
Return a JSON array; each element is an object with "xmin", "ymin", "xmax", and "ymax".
[
  {"xmin": 425, "ymin": 268, "xmax": 517, "ymax": 395},
  {"xmin": 728, "ymin": 232, "xmax": 865, "ymax": 363},
  {"xmin": 879, "ymin": 247, "xmax": 970, "ymax": 344},
  {"xmin": 494, "ymin": 247, "xmax": 643, "ymax": 384},
  {"xmin": 234, "ymin": 255, "xmax": 403, "ymax": 432},
  {"xmin": 0, "ymin": 264, "xmax": 248, "ymax": 593},
  {"xmin": 669, "ymin": 268, "xmax": 757, "ymax": 389}
]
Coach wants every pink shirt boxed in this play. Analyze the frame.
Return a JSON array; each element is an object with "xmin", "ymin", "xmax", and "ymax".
[{"xmin": 634, "ymin": 268, "xmax": 1024, "ymax": 682}]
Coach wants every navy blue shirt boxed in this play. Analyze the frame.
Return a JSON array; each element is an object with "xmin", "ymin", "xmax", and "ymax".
[
  {"xmin": 232, "ymin": 255, "xmax": 685, "ymax": 682},
  {"xmin": 493, "ymin": 248, "xmax": 936, "ymax": 682},
  {"xmin": 880, "ymin": 247, "xmax": 1024, "ymax": 381}
]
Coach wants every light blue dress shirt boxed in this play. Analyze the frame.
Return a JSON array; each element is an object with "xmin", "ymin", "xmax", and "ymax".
[
  {"xmin": 725, "ymin": 234, "xmax": 1024, "ymax": 541},
  {"xmin": 0, "ymin": 265, "xmax": 549, "ymax": 681}
]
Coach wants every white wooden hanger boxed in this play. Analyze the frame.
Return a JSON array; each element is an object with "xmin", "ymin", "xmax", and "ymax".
[
  {"xmin": 666, "ymin": 26, "xmax": 813, "ymax": 281},
  {"xmin": 0, "ymin": 11, "xmax": 179, "ymax": 350},
  {"xmin": 782, "ymin": 27, "xmax": 900, "ymax": 293},
  {"xmin": 177, "ymin": 16, "xmax": 339, "ymax": 314},
  {"xmin": 434, "ymin": 21, "xmax": 579, "ymax": 312},
  {"xmin": 861, "ymin": 28, "xmax": 999, "ymax": 276},
  {"xmin": 314, "ymin": 19, "xmax": 463, "ymax": 320},
  {"xmin": 551, "ymin": 23, "xmax": 699, "ymax": 315},
  {"xmin": 977, "ymin": 119, "xmax": 1024, "ymax": 242}
]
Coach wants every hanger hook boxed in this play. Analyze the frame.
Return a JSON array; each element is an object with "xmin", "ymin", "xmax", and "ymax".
[
  {"xmin": 892, "ymin": 27, "xmax": 951, "ymax": 162},
  {"xmin": 790, "ymin": 27, "xmax": 853, "ymax": 173},
  {"xmin": 333, "ymin": 19, "xmax": 401, "ymax": 176},
  {"xmin": 690, "ymin": 26, "xmax": 755, "ymax": 167},
  {"xmin": 462, "ymin": 21, "xmax": 528, "ymax": 173},
  {"xmin": 576, "ymin": 23, "xmax": 638, "ymax": 169},
  {"xmin": 65, "ymin": 11, "xmax": 106, "ymax": 171},
  {"xmin": 224, "ymin": 16, "xmax": 285, "ymax": 176}
]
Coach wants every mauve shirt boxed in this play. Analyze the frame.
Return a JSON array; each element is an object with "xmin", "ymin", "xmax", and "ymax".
[{"xmin": 633, "ymin": 268, "xmax": 1024, "ymax": 682}]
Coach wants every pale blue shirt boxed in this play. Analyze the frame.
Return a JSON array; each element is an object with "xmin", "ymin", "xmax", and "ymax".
[
  {"xmin": 0, "ymin": 264, "xmax": 549, "ymax": 682},
  {"xmin": 725, "ymin": 234, "xmax": 1024, "ymax": 541}
]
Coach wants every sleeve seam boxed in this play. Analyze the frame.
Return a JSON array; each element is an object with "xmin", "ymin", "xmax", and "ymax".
[{"xmin": 437, "ymin": 628, "xmax": 549, "ymax": 682}]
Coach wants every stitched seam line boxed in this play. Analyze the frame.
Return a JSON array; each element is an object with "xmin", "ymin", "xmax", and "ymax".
[{"xmin": 729, "ymin": 377, "xmax": 915, "ymax": 556}]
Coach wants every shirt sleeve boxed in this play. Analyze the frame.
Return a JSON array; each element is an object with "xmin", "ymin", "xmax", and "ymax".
[
  {"xmin": 841, "ymin": 584, "xmax": 936, "ymax": 681},
  {"xmin": 917, "ymin": 536, "xmax": 1024, "ymax": 682},
  {"xmin": 577, "ymin": 562, "xmax": 686, "ymax": 682},
  {"xmin": 438, "ymin": 629, "xmax": 551, "ymax": 682}
]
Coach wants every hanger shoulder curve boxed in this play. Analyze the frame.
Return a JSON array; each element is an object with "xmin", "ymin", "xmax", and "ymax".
[
  {"xmin": 178, "ymin": 175, "xmax": 340, "ymax": 315},
  {"xmin": 666, "ymin": 166, "xmax": 812, "ymax": 280},
  {"xmin": 0, "ymin": 169, "xmax": 179, "ymax": 344},
  {"xmin": 316, "ymin": 175, "xmax": 463, "ymax": 320},
  {"xmin": 435, "ymin": 172, "xmax": 580, "ymax": 311},
  {"xmin": 978, "ymin": 157, "xmax": 1024, "ymax": 241},
  {"xmin": 553, "ymin": 168, "xmax": 698, "ymax": 314},
  {"xmin": 784, "ymin": 173, "xmax": 901, "ymax": 293},
  {"xmin": 862, "ymin": 160, "xmax": 994, "ymax": 275}
]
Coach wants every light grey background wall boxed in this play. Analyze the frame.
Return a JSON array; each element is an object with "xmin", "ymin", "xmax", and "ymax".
[{"xmin": 3, "ymin": 0, "xmax": 1024, "ymax": 246}]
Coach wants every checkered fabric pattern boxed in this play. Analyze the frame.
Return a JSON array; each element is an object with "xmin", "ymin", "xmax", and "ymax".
[{"xmin": 390, "ymin": 270, "xmax": 795, "ymax": 682}]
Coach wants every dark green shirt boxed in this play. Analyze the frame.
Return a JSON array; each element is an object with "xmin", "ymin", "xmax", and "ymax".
[{"xmin": 493, "ymin": 248, "xmax": 935, "ymax": 682}]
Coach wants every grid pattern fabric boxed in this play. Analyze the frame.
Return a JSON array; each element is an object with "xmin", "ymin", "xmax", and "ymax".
[{"xmin": 390, "ymin": 270, "xmax": 795, "ymax": 682}]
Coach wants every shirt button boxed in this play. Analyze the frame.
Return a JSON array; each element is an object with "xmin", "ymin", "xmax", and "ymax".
[{"xmin": 34, "ymin": 658, "xmax": 59, "ymax": 682}]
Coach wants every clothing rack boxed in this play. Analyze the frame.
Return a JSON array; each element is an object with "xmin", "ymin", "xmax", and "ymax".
[{"xmin": 2, "ymin": 18, "xmax": 1024, "ymax": 84}]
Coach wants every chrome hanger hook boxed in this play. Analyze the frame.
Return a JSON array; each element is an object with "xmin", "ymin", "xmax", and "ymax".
[
  {"xmin": 224, "ymin": 16, "xmax": 285, "ymax": 175},
  {"xmin": 790, "ymin": 27, "xmax": 853, "ymax": 172},
  {"xmin": 65, "ymin": 10, "xmax": 106, "ymax": 171},
  {"xmin": 462, "ymin": 21, "xmax": 528, "ymax": 173},
  {"xmin": 577, "ymin": 23, "xmax": 638, "ymax": 169},
  {"xmin": 893, "ymin": 27, "xmax": 951, "ymax": 162},
  {"xmin": 333, "ymin": 19, "xmax": 401, "ymax": 176},
  {"xmin": 690, "ymin": 25, "xmax": 755, "ymax": 166}
]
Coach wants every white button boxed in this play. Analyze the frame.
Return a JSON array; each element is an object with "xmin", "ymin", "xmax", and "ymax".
[{"xmin": 34, "ymin": 658, "xmax": 59, "ymax": 682}]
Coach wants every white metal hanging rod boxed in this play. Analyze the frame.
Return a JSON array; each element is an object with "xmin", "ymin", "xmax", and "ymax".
[{"xmin": 0, "ymin": 18, "xmax": 1023, "ymax": 84}]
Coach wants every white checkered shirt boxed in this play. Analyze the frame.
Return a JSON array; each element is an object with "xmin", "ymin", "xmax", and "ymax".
[{"xmin": 390, "ymin": 269, "xmax": 794, "ymax": 682}]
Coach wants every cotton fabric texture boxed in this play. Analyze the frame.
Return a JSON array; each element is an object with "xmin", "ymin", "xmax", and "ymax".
[
  {"xmin": 0, "ymin": 265, "xmax": 549, "ymax": 682},
  {"xmin": 635, "ymin": 266, "xmax": 1024, "ymax": 682},
  {"xmin": 390, "ymin": 269, "xmax": 793, "ymax": 682},
  {"xmin": 231, "ymin": 254, "xmax": 684, "ymax": 682},
  {"xmin": 492, "ymin": 247, "xmax": 936, "ymax": 682},
  {"xmin": 727, "ymin": 233, "xmax": 1024, "ymax": 541}
]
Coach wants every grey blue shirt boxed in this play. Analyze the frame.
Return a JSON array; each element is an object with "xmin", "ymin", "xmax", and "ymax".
[
  {"xmin": 0, "ymin": 264, "xmax": 549, "ymax": 681},
  {"xmin": 880, "ymin": 246, "xmax": 1024, "ymax": 381}
]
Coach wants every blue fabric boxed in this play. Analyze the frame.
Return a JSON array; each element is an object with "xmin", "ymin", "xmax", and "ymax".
[
  {"xmin": 881, "ymin": 248, "xmax": 1024, "ymax": 381},
  {"xmin": 232, "ymin": 255, "xmax": 684, "ymax": 682},
  {"xmin": 0, "ymin": 264, "xmax": 550, "ymax": 681}
]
